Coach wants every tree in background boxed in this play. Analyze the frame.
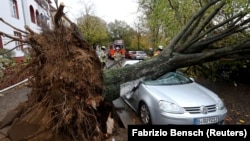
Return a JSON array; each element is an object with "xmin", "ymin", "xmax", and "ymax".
[
  {"xmin": 76, "ymin": 0, "xmax": 109, "ymax": 47},
  {"xmin": 77, "ymin": 15, "xmax": 109, "ymax": 47},
  {"xmin": 107, "ymin": 20, "xmax": 135, "ymax": 49}
]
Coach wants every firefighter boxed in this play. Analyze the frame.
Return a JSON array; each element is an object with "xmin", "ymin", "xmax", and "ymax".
[
  {"xmin": 113, "ymin": 47, "xmax": 122, "ymax": 68},
  {"xmin": 99, "ymin": 46, "xmax": 107, "ymax": 69},
  {"xmin": 154, "ymin": 46, "xmax": 163, "ymax": 56}
]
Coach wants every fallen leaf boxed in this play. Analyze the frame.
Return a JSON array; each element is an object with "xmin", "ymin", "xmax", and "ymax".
[
  {"xmin": 239, "ymin": 120, "xmax": 245, "ymax": 123},
  {"xmin": 225, "ymin": 116, "xmax": 232, "ymax": 121}
]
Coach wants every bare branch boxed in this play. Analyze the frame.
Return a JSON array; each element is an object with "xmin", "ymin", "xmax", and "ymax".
[
  {"xmin": 0, "ymin": 43, "xmax": 28, "ymax": 55},
  {"xmin": 181, "ymin": 1, "xmax": 225, "ymax": 50},
  {"xmin": 165, "ymin": 0, "xmax": 220, "ymax": 54},
  {"xmin": 0, "ymin": 17, "xmax": 28, "ymax": 34},
  {"xmin": 179, "ymin": 16, "xmax": 202, "ymax": 44},
  {"xmin": 174, "ymin": 40, "xmax": 250, "ymax": 68},
  {"xmin": 178, "ymin": 12, "xmax": 249, "ymax": 53},
  {"xmin": 24, "ymin": 25, "xmax": 35, "ymax": 35},
  {"xmin": 0, "ymin": 31, "xmax": 27, "ymax": 43},
  {"xmin": 195, "ymin": 12, "xmax": 247, "ymax": 43},
  {"xmin": 194, "ymin": 2, "xmax": 225, "ymax": 38}
]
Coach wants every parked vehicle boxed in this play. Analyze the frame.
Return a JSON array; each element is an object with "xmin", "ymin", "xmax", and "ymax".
[
  {"xmin": 125, "ymin": 51, "xmax": 135, "ymax": 59},
  {"xmin": 131, "ymin": 51, "xmax": 147, "ymax": 60},
  {"xmin": 108, "ymin": 39, "xmax": 126, "ymax": 59},
  {"xmin": 122, "ymin": 71, "xmax": 227, "ymax": 125},
  {"xmin": 122, "ymin": 60, "xmax": 141, "ymax": 67}
]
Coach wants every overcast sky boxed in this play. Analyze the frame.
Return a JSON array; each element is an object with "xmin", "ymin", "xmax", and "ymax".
[{"xmin": 55, "ymin": 0, "xmax": 139, "ymax": 26}]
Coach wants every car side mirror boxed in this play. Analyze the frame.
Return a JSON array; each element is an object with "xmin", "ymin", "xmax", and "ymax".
[{"xmin": 132, "ymin": 81, "xmax": 142, "ymax": 91}]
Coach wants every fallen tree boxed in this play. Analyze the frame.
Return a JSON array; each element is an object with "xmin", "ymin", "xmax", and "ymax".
[
  {"xmin": 0, "ymin": 0, "xmax": 250, "ymax": 140},
  {"xmin": 103, "ymin": 0, "xmax": 250, "ymax": 101}
]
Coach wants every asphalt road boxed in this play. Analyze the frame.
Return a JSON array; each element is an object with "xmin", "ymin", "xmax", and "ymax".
[{"xmin": 0, "ymin": 86, "xmax": 31, "ymax": 121}]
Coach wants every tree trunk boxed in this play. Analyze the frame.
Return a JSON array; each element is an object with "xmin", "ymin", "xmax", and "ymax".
[{"xmin": 103, "ymin": 55, "xmax": 175, "ymax": 101}]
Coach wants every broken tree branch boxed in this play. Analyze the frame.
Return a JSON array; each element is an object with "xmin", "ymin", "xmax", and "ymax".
[{"xmin": 54, "ymin": 2, "xmax": 65, "ymax": 27}]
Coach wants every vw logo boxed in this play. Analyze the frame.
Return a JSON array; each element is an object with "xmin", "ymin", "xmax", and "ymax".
[{"xmin": 200, "ymin": 106, "xmax": 208, "ymax": 114}]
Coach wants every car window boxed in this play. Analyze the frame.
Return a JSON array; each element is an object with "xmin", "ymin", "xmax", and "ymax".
[{"xmin": 144, "ymin": 72, "xmax": 192, "ymax": 85}]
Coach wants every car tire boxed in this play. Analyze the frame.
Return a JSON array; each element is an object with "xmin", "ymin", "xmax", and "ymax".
[{"xmin": 139, "ymin": 103, "xmax": 151, "ymax": 125}]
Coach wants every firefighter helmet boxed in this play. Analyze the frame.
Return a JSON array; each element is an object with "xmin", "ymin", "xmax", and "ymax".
[{"xmin": 158, "ymin": 46, "xmax": 163, "ymax": 50}]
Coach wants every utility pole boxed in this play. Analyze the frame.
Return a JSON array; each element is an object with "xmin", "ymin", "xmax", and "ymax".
[{"xmin": 136, "ymin": 22, "xmax": 140, "ymax": 50}]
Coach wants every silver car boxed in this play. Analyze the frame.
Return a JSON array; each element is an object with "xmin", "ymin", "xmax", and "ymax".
[
  {"xmin": 131, "ymin": 51, "xmax": 147, "ymax": 60},
  {"xmin": 122, "ymin": 71, "xmax": 227, "ymax": 125}
]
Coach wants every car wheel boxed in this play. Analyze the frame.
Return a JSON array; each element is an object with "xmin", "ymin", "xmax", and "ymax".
[{"xmin": 139, "ymin": 103, "xmax": 151, "ymax": 125}]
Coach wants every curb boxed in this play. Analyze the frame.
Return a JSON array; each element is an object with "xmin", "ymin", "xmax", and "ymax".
[{"xmin": 0, "ymin": 79, "xmax": 29, "ymax": 94}]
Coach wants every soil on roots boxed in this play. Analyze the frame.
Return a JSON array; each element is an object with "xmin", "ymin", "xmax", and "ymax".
[{"xmin": 3, "ymin": 22, "xmax": 114, "ymax": 141}]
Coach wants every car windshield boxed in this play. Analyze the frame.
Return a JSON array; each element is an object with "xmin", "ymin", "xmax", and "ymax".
[{"xmin": 144, "ymin": 72, "xmax": 193, "ymax": 85}]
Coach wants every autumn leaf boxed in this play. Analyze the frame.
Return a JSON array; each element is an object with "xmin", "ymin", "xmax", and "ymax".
[
  {"xmin": 239, "ymin": 120, "xmax": 245, "ymax": 123},
  {"xmin": 225, "ymin": 116, "xmax": 232, "ymax": 122}
]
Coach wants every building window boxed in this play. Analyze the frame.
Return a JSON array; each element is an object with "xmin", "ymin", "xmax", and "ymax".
[
  {"xmin": 40, "ymin": 14, "xmax": 45, "ymax": 25},
  {"xmin": 14, "ymin": 31, "xmax": 23, "ymax": 50},
  {"xmin": 36, "ymin": 10, "xmax": 40, "ymax": 26},
  {"xmin": 30, "ymin": 6, "xmax": 36, "ymax": 23},
  {"xmin": 10, "ymin": 0, "xmax": 19, "ymax": 19}
]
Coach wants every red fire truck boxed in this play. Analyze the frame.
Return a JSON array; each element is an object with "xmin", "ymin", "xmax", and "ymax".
[{"xmin": 108, "ymin": 39, "xmax": 126, "ymax": 59}]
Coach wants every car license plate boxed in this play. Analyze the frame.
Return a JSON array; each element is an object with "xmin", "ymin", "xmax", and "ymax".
[{"xmin": 194, "ymin": 116, "xmax": 218, "ymax": 125}]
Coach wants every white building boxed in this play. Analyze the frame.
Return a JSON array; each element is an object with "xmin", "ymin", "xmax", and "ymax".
[{"xmin": 0, "ymin": 0, "xmax": 51, "ymax": 63}]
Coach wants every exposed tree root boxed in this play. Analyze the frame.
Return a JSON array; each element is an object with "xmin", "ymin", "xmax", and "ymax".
[{"xmin": 1, "ymin": 3, "xmax": 114, "ymax": 141}]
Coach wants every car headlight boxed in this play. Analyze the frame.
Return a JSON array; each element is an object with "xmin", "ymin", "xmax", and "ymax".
[
  {"xmin": 159, "ymin": 100, "xmax": 184, "ymax": 114},
  {"xmin": 217, "ymin": 99, "xmax": 225, "ymax": 110}
]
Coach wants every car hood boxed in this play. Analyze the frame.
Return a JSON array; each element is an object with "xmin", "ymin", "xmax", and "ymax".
[{"xmin": 145, "ymin": 82, "xmax": 220, "ymax": 107}]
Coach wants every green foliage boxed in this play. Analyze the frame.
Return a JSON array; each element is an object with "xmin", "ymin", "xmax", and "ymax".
[
  {"xmin": 77, "ymin": 15, "xmax": 110, "ymax": 47},
  {"xmin": 0, "ymin": 48, "xmax": 15, "ymax": 59},
  {"xmin": 182, "ymin": 59, "xmax": 250, "ymax": 83},
  {"xmin": 138, "ymin": 0, "xmax": 204, "ymax": 48},
  {"xmin": 0, "ymin": 49, "xmax": 15, "ymax": 78},
  {"xmin": 107, "ymin": 20, "xmax": 136, "ymax": 48}
]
